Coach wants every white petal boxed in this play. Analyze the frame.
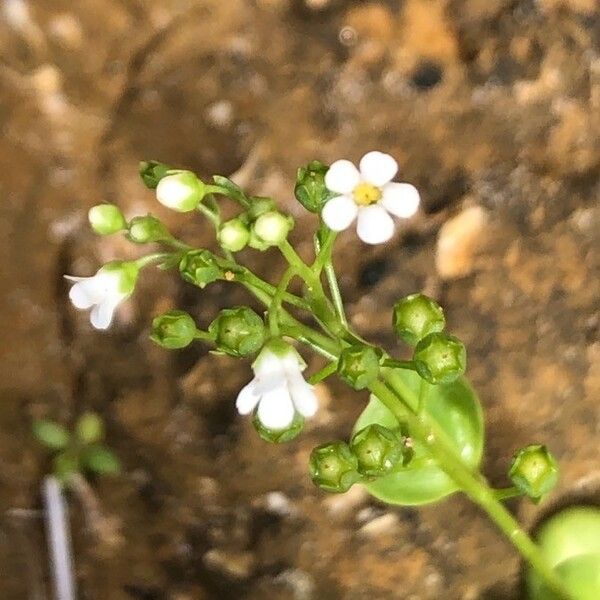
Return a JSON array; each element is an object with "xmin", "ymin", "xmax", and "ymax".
[
  {"xmin": 253, "ymin": 349, "xmax": 284, "ymax": 377},
  {"xmin": 254, "ymin": 372, "xmax": 286, "ymax": 395},
  {"xmin": 257, "ymin": 388, "xmax": 295, "ymax": 431},
  {"xmin": 289, "ymin": 373, "xmax": 318, "ymax": 418},
  {"xmin": 359, "ymin": 151, "xmax": 398, "ymax": 187},
  {"xmin": 324, "ymin": 160, "xmax": 360, "ymax": 194},
  {"xmin": 89, "ymin": 298, "xmax": 120, "ymax": 330},
  {"xmin": 156, "ymin": 176, "xmax": 190, "ymax": 209},
  {"xmin": 321, "ymin": 195, "xmax": 358, "ymax": 232},
  {"xmin": 236, "ymin": 380, "xmax": 260, "ymax": 415},
  {"xmin": 381, "ymin": 182, "xmax": 420, "ymax": 218},
  {"xmin": 356, "ymin": 205, "xmax": 395, "ymax": 245},
  {"xmin": 68, "ymin": 278, "xmax": 104, "ymax": 309}
]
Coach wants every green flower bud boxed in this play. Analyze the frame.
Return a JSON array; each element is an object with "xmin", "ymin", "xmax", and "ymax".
[
  {"xmin": 75, "ymin": 412, "xmax": 104, "ymax": 445},
  {"xmin": 350, "ymin": 424, "xmax": 411, "ymax": 477},
  {"xmin": 139, "ymin": 160, "xmax": 172, "ymax": 189},
  {"xmin": 253, "ymin": 413, "xmax": 304, "ymax": 444},
  {"xmin": 179, "ymin": 250, "xmax": 223, "ymax": 288},
  {"xmin": 88, "ymin": 204, "xmax": 127, "ymax": 235},
  {"xmin": 208, "ymin": 307, "xmax": 265, "ymax": 357},
  {"xmin": 509, "ymin": 444, "xmax": 559, "ymax": 501},
  {"xmin": 392, "ymin": 293, "xmax": 446, "ymax": 346},
  {"xmin": 127, "ymin": 215, "xmax": 170, "ymax": 244},
  {"xmin": 337, "ymin": 345, "xmax": 381, "ymax": 390},
  {"xmin": 249, "ymin": 211, "xmax": 294, "ymax": 249},
  {"xmin": 309, "ymin": 441, "xmax": 360, "ymax": 493},
  {"xmin": 413, "ymin": 332, "xmax": 466, "ymax": 385},
  {"xmin": 156, "ymin": 170, "xmax": 205, "ymax": 212},
  {"xmin": 151, "ymin": 310, "xmax": 198, "ymax": 349},
  {"xmin": 294, "ymin": 160, "xmax": 331, "ymax": 213},
  {"xmin": 218, "ymin": 218, "xmax": 250, "ymax": 252}
]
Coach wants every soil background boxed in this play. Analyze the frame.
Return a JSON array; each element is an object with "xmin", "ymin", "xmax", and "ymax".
[{"xmin": 0, "ymin": 0, "xmax": 599, "ymax": 598}]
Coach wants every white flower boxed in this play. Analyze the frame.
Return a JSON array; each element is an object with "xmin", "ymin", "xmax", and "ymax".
[
  {"xmin": 321, "ymin": 151, "xmax": 420, "ymax": 244},
  {"xmin": 65, "ymin": 262, "xmax": 139, "ymax": 330},
  {"xmin": 236, "ymin": 341, "xmax": 318, "ymax": 431}
]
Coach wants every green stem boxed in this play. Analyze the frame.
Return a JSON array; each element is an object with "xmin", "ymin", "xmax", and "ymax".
[
  {"xmin": 308, "ymin": 361, "xmax": 338, "ymax": 385},
  {"xmin": 135, "ymin": 252, "xmax": 173, "ymax": 268},
  {"xmin": 268, "ymin": 267, "xmax": 296, "ymax": 337},
  {"xmin": 194, "ymin": 330, "xmax": 214, "ymax": 342},
  {"xmin": 382, "ymin": 359, "xmax": 417, "ymax": 371},
  {"xmin": 418, "ymin": 379, "xmax": 429, "ymax": 415},
  {"xmin": 494, "ymin": 486, "xmax": 524, "ymax": 502},
  {"xmin": 367, "ymin": 379, "xmax": 574, "ymax": 600}
]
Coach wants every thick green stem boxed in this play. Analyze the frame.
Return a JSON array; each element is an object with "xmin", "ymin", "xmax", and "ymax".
[
  {"xmin": 367, "ymin": 379, "xmax": 575, "ymax": 600},
  {"xmin": 268, "ymin": 267, "xmax": 296, "ymax": 336}
]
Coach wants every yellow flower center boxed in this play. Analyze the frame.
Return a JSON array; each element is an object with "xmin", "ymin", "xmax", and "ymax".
[{"xmin": 353, "ymin": 183, "xmax": 382, "ymax": 206}]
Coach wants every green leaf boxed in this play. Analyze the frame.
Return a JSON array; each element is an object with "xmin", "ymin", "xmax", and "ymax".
[
  {"xmin": 527, "ymin": 506, "xmax": 600, "ymax": 599},
  {"xmin": 33, "ymin": 420, "xmax": 71, "ymax": 450},
  {"xmin": 353, "ymin": 369, "xmax": 484, "ymax": 505},
  {"xmin": 212, "ymin": 175, "xmax": 248, "ymax": 205},
  {"xmin": 82, "ymin": 445, "xmax": 121, "ymax": 475},
  {"xmin": 75, "ymin": 412, "xmax": 104, "ymax": 445},
  {"xmin": 139, "ymin": 160, "xmax": 172, "ymax": 189}
]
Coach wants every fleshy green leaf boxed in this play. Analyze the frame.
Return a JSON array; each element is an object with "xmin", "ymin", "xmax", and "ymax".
[
  {"xmin": 33, "ymin": 420, "xmax": 71, "ymax": 450},
  {"xmin": 527, "ymin": 507, "xmax": 600, "ymax": 600},
  {"xmin": 353, "ymin": 369, "xmax": 484, "ymax": 505},
  {"xmin": 82, "ymin": 445, "xmax": 122, "ymax": 475}
]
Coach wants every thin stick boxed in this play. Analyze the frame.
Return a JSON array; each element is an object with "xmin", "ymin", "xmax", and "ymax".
[{"xmin": 43, "ymin": 477, "xmax": 76, "ymax": 600}]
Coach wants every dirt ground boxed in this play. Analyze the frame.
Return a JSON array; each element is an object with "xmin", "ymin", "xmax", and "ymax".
[{"xmin": 0, "ymin": 0, "xmax": 599, "ymax": 598}]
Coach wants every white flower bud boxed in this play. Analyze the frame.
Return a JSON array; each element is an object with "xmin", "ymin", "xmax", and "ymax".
[{"xmin": 156, "ymin": 170, "xmax": 205, "ymax": 212}]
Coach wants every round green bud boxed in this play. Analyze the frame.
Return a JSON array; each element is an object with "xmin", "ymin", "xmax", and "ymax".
[
  {"xmin": 413, "ymin": 332, "xmax": 466, "ymax": 385},
  {"xmin": 337, "ymin": 345, "xmax": 381, "ymax": 390},
  {"xmin": 127, "ymin": 215, "xmax": 170, "ymax": 244},
  {"xmin": 208, "ymin": 307, "xmax": 265, "ymax": 357},
  {"xmin": 179, "ymin": 250, "xmax": 223, "ymax": 288},
  {"xmin": 156, "ymin": 170, "xmax": 205, "ymax": 212},
  {"xmin": 88, "ymin": 204, "xmax": 127, "ymax": 235},
  {"xmin": 75, "ymin": 412, "xmax": 104, "ymax": 445},
  {"xmin": 250, "ymin": 211, "xmax": 294, "ymax": 249},
  {"xmin": 309, "ymin": 441, "xmax": 360, "ymax": 494},
  {"xmin": 509, "ymin": 444, "xmax": 559, "ymax": 501},
  {"xmin": 392, "ymin": 293, "xmax": 446, "ymax": 346},
  {"xmin": 294, "ymin": 160, "xmax": 331, "ymax": 213},
  {"xmin": 218, "ymin": 218, "xmax": 250, "ymax": 252},
  {"xmin": 350, "ymin": 424, "xmax": 410, "ymax": 478},
  {"xmin": 253, "ymin": 413, "xmax": 304, "ymax": 444},
  {"xmin": 150, "ymin": 310, "xmax": 197, "ymax": 349}
]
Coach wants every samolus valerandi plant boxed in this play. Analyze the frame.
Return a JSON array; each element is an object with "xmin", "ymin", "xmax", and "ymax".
[{"xmin": 66, "ymin": 151, "xmax": 599, "ymax": 599}]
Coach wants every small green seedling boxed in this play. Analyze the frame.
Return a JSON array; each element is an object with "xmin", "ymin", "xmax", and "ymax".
[{"xmin": 33, "ymin": 412, "xmax": 121, "ymax": 484}]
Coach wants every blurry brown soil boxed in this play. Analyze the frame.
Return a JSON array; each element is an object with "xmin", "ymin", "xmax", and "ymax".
[{"xmin": 0, "ymin": 0, "xmax": 599, "ymax": 598}]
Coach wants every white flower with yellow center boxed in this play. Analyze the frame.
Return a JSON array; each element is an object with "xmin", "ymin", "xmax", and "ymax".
[
  {"xmin": 321, "ymin": 151, "xmax": 420, "ymax": 244},
  {"xmin": 236, "ymin": 340, "xmax": 318, "ymax": 431},
  {"xmin": 65, "ymin": 261, "xmax": 139, "ymax": 330}
]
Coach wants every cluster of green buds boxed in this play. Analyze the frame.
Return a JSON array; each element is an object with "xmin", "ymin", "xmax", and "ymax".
[
  {"xmin": 392, "ymin": 293, "xmax": 466, "ymax": 385},
  {"xmin": 33, "ymin": 413, "xmax": 121, "ymax": 483},
  {"xmin": 309, "ymin": 424, "xmax": 412, "ymax": 493}
]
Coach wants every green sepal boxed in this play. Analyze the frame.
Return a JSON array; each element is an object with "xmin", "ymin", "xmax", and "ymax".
[
  {"xmin": 208, "ymin": 307, "xmax": 265, "ymax": 357},
  {"xmin": 151, "ymin": 310, "xmax": 198, "ymax": 349},
  {"xmin": 353, "ymin": 370, "xmax": 484, "ymax": 505},
  {"xmin": 309, "ymin": 441, "xmax": 360, "ymax": 494},
  {"xmin": 139, "ymin": 160, "xmax": 172, "ymax": 189},
  {"xmin": 179, "ymin": 250, "xmax": 223, "ymax": 288},
  {"xmin": 294, "ymin": 160, "xmax": 333, "ymax": 213},
  {"xmin": 33, "ymin": 420, "xmax": 71, "ymax": 450},
  {"xmin": 392, "ymin": 293, "xmax": 446, "ymax": 346},
  {"xmin": 509, "ymin": 444, "xmax": 559, "ymax": 501},
  {"xmin": 212, "ymin": 175, "xmax": 249, "ymax": 205},
  {"xmin": 252, "ymin": 413, "xmax": 304, "ymax": 444},
  {"xmin": 413, "ymin": 332, "xmax": 466, "ymax": 385}
]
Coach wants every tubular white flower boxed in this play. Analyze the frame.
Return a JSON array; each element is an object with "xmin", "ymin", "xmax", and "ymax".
[
  {"xmin": 236, "ymin": 341, "xmax": 318, "ymax": 431},
  {"xmin": 321, "ymin": 151, "xmax": 420, "ymax": 245},
  {"xmin": 65, "ymin": 262, "xmax": 138, "ymax": 330}
]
